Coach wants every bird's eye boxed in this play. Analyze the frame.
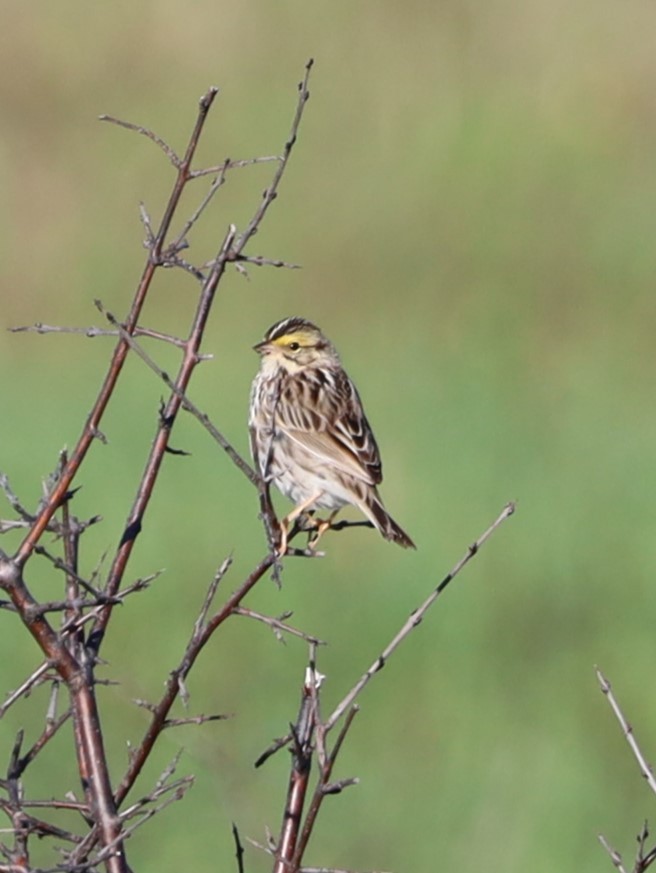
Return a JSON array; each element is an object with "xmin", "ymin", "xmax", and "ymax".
[{"xmin": 288, "ymin": 342, "xmax": 300, "ymax": 351}]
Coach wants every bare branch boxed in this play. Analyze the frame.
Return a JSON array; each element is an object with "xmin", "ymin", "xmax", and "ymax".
[
  {"xmin": 232, "ymin": 822, "xmax": 245, "ymax": 873},
  {"xmin": 16, "ymin": 710, "xmax": 72, "ymax": 776},
  {"xmin": 0, "ymin": 661, "xmax": 53, "ymax": 717},
  {"xmin": 232, "ymin": 606, "xmax": 325, "ymax": 645},
  {"xmin": 87, "ymin": 224, "xmax": 238, "ymax": 653},
  {"xmin": 95, "ymin": 299, "xmax": 258, "ymax": 488},
  {"xmin": 169, "ymin": 159, "xmax": 230, "ymax": 254},
  {"xmin": 272, "ymin": 662, "xmax": 319, "ymax": 873},
  {"xmin": 190, "ymin": 154, "xmax": 281, "ymax": 177},
  {"xmin": 597, "ymin": 669, "xmax": 656, "ymax": 796},
  {"xmin": 99, "ymin": 113, "xmax": 183, "ymax": 167},
  {"xmin": 325, "ymin": 502, "xmax": 516, "ymax": 731},
  {"xmin": 15, "ymin": 86, "xmax": 220, "ymax": 570},
  {"xmin": 227, "ymin": 253, "xmax": 301, "ymax": 271},
  {"xmin": 293, "ymin": 706, "xmax": 359, "ymax": 866},
  {"xmin": 233, "ymin": 58, "xmax": 313, "ymax": 256},
  {"xmin": 599, "ymin": 833, "xmax": 628, "ymax": 873},
  {"xmin": 8, "ymin": 322, "xmax": 190, "ymax": 349},
  {"xmin": 254, "ymin": 733, "xmax": 293, "ymax": 769},
  {"xmin": 114, "ymin": 551, "xmax": 277, "ymax": 806},
  {"xmin": 163, "ymin": 713, "xmax": 230, "ymax": 729}
]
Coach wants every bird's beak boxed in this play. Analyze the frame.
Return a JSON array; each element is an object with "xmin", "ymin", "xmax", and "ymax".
[{"xmin": 253, "ymin": 340, "xmax": 271, "ymax": 355}]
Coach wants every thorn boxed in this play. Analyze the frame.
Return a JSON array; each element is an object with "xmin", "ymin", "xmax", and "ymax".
[{"xmin": 119, "ymin": 518, "xmax": 142, "ymax": 548}]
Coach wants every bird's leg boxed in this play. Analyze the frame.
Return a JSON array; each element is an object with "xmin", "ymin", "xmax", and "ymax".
[
  {"xmin": 308, "ymin": 510, "xmax": 340, "ymax": 550},
  {"xmin": 279, "ymin": 491, "xmax": 323, "ymax": 556}
]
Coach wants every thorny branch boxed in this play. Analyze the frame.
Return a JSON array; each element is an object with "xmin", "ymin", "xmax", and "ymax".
[
  {"xmin": 13, "ymin": 86, "xmax": 220, "ymax": 570},
  {"xmin": 0, "ymin": 63, "xmax": 314, "ymax": 872},
  {"xmin": 255, "ymin": 503, "xmax": 516, "ymax": 873},
  {"xmin": 597, "ymin": 670, "xmax": 656, "ymax": 797},
  {"xmin": 597, "ymin": 671, "xmax": 656, "ymax": 872},
  {"xmin": 326, "ymin": 501, "xmax": 515, "ymax": 731},
  {"xmin": 86, "ymin": 222, "xmax": 238, "ymax": 654},
  {"xmin": 94, "ymin": 299, "xmax": 258, "ymax": 487}
]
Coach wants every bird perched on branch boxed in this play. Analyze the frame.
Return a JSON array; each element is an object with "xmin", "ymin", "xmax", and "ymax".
[{"xmin": 249, "ymin": 316, "xmax": 415, "ymax": 554}]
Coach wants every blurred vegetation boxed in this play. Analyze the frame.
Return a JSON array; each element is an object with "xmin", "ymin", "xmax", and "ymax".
[{"xmin": 1, "ymin": 1, "xmax": 656, "ymax": 871}]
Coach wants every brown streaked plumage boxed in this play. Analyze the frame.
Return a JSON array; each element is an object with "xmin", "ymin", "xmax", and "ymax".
[{"xmin": 249, "ymin": 316, "xmax": 415, "ymax": 551}]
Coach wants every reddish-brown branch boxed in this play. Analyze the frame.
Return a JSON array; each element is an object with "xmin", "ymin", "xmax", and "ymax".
[
  {"xmin": 273, "ymin": 672, "xmax": 318, "ymax": 873},
  {"xmin": 0, "ymin": 613, "xmax": 125, "ymax": 871},
  {"xmin": 1, "ymin": 88, "xmax": 223, "ymax": 873},
  {"xmin": 95, "ymin": 302, "xmax": 258, "ymax": 488},
  {"xmin": 87, "ymin": 225, "xmax": 236, "ymax": 653},
  {"xmin": 14, "ymin": 87, "xmax": 219, "ymax": 571},
  {"xmin": 292, "ymin": 707, "xmax": 359, "ymax": 868},
  {"xmin": 254, "ymin": 505, "xmax": 516, "ymax": 873},
  {"xmin": 114, "ymin": 551, "xmax": 276, "ymax": 806}
]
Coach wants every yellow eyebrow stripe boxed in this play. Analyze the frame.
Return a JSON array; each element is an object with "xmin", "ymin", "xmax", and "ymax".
[{"xmin": 272, "ymin": 330, "xmax": 316, "ymax": 347}]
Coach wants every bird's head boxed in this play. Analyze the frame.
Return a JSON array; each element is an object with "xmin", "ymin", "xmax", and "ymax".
[{"xmin": 254, "ymin": 317, "xmax": 339, "ymax": 373}]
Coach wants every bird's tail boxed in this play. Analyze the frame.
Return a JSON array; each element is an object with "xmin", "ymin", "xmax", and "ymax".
[{"xmin": 363, "ymin": 490, "xmax": 416, "ymax": 549}]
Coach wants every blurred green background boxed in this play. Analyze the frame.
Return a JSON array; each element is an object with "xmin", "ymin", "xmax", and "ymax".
[{"xmin": 1, "ymin": 2, "xmax": 656, "ymax": 871}]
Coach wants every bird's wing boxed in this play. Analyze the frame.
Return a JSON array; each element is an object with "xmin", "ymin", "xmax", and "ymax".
[{"xmin": 276, "ymin": 369, "xmax": 383, "ymax": 486}]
